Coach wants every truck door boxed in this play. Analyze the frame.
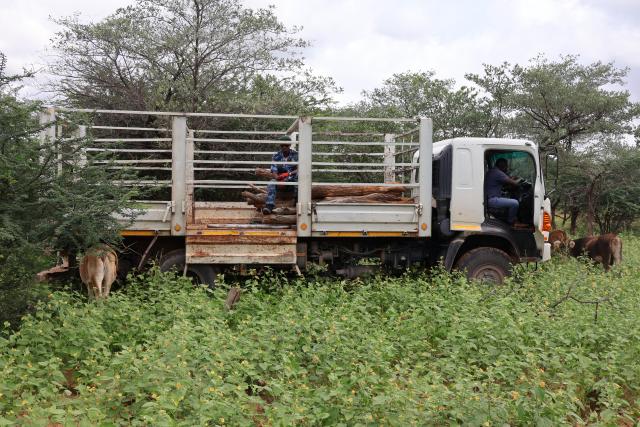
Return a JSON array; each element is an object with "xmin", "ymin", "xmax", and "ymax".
[{"xmin": 449, "ymin": 146, "xmax": 484, "ymax": 230}]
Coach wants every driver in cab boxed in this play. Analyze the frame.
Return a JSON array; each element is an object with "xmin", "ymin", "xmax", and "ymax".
[{"xmin": 485, "ymin": 158, "xmax": 527, "ymax": 228}]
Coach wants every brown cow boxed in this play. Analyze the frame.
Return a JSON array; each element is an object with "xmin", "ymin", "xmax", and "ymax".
[
  {"xmin": 79, "ymin": 245, "xmax": 118, "ymax": 299},
  {"xmin": 569, "ymin": 233, "xmax": 622, "ymax": 271},
  {"xmin": 549, "ymin": 229, "xmax": 571, "ymax": 252}
]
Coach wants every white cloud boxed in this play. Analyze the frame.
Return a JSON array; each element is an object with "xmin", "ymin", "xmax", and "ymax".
[{"xmin": 2, "ymin": 0, "xmax": 639, "ymax": 103}]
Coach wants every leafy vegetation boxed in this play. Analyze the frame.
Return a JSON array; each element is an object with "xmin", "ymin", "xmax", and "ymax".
[
  {"xmin": 0, "ymin": 52, "xmax": 137, "ymax": 328},
  {"xmin": 2, "ymin": 237, "xmax": 639, "ymax": 425}
]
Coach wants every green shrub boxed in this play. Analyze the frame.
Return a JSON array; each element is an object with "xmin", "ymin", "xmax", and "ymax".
[{"xmin": 1, "ymin": 240, "xmax": 639, "ymax": 426}]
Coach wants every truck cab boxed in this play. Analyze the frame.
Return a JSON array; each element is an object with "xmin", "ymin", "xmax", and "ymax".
[{"xmin": 423, "ymin": 137, "xmax": 552, "ymax": 282}]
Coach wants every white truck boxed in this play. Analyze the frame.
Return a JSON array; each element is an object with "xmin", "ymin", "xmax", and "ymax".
[{"xmin": 41, "ymin": 109, "xmax": 552, "ymax": 284}]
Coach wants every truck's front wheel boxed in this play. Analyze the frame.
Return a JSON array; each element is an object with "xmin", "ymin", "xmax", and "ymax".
[
  {"xmin": 455, "ymin": 247, "xmax": 512, "ymax": 285},
  {"xmin": 160, "ymin": 249, "xmax": 218, "ymax": 288}
]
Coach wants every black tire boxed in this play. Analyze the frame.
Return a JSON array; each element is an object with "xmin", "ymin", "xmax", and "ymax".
[
  {"xmin": 159, "ymin": 249, "xmax": 218, "ymax": 288},
  {"xmin": 454, "ymin": 247, "xmax": 512, "ymax": 285}
]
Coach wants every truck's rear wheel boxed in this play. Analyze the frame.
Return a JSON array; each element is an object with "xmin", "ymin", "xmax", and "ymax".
[
  {"xmin": 455, "ymin": 247, "xmax": 512, "ymax": 285},
  {"xmin": 160, "ymin": 249, "xmax": 218, "ymax": 288}
]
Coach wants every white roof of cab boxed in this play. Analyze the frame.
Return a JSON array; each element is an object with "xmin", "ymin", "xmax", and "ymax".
[{"xmin": 433, "ymin": 137, "xmax": 536, "ymax": 155}]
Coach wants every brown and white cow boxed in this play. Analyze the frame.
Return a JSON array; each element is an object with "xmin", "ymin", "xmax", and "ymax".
[
  {"xmin": 549, "ymin": 229, "xmax": 571, "ymax": 252},
  {"xmin": 79, "ymin": 245, "xmax": 118, "ymax": 299},
  {"xmin": 569, "ymin": 233, "xmax": 623, "ymax": 271}
]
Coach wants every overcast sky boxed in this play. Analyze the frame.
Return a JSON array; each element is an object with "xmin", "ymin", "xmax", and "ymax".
[{"xmin": 1, "ymin": 0, "xmax": 639, "ymax": 105}]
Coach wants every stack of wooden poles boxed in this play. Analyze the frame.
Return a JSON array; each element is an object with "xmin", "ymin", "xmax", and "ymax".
[{"xmin": 242, "ymin": 168, "xmax": 412, "ymax": 224}]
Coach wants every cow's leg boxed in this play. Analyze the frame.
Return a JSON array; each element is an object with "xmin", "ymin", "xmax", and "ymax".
[
  {"xmin": 612, "ymin": 238, "xmax": 622, "ymax": 266},
  {"xmin": 87, "ymin": 281, "xmax": 99, "ymax": 300},
  {"xmin": 102, "ymin": 252, "xmax": 117, "ymax": 298},
  {"xmin": 94, "ymin": 260, "xmax": 106, "ymax": 299}
]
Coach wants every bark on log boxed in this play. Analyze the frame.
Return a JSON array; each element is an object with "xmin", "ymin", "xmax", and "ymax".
[
  {"xmin": 262, "ymin": 214, "xmax": 296, "ymax": 225},
  {"xmin": 255, "ymin": 168, "xmax": 274, "ymax": 179},
  {"xmin": 241, "ymin": 191, "xmax": 295, "ymax": 209},
  {"xmin": 254, "ymin": 169, "xmax": 405, "ymax": 199},
  {"xmin": 320, "ymin": 192, "xmax": 413, "ymax": 204},
  {"xmin": 272, "ymin": 207, "xmax": 297, "ymax": 215},
  {"xmin": 248, "ymin": 183, "xmax": 266, "ymax": 194},
  {"xmin": 311, "ymin": 185, "xmax": 405, "ymax": 199}
]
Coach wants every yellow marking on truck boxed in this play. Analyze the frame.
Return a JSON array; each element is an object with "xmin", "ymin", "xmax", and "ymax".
[
  {"xmin": 121, "ymin": 230, "xmax": 157, "ymax": 236},
  {"xmin": 324, "ymin": 231, "xmax": 408, "ymax": 237},
  {"xmin": 197, "ymin": 230, "xmax": 288, "ymax": 237},
  {"xmin": 451, "ymin": 224, "xmax": 482, "ymax": 231}
]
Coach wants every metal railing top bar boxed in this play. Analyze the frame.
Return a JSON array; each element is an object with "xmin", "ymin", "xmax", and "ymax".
[
  {"xmin": 189, "ymin": 160, "xmax": 415, "ymax": 167},
  {"xmin": 58, "ymin": 108, "xmax": 299, "ymax": 120},
  {"xmin": 192, "ymin": 160, "xmax": 298, "ymax": 165},
  {"xmin": 87, "ymin": 148, "xmax": 172, "ymax": 153},
  {"xmin": 313, "ymin": 169, "xmax": 384, "ymax": 173},
  {"xmin": 311, "ymin": 141, "xmax": 419, "ymax": 146},
  {"xmin": 96, "ymin": 159, "xmax": 171, "ymax": 164},
  {"xmin": 91, "ymin": 125, "xmax": 169, "ymax": 132},
  {"xmin": 192, "ymin": 130, "xmax": 386, "ymax": 137},
  {"xmin": 189, "ymin": 167, "xmax": 384, "ymax": 173},
  {"xmin": 191, "ymin": 150, "xmax": 383, "ymax": 156},
  {"xmin": 189, "ymin": 180, "xmax": 298, "ymax": 186},
  {"xmin": 108, "ymin": 166, "xmax": 172, "ymax": 171},
  {"xmin": 193, "ymin": 129, "xmax": 286, "ymax": 135},
  {"xmin": 88, "ymin": 149, "xmax": 384, "ymax": 157},
  {"xmin": 194, "ymin": 130, "xmax": 287, "ymax": 135},
  {"xmin": 189, "ymin": 138, "xmax": 418, "ymax": 146},
  {"xmin": 93, "ymin": 138, "xmax": 172, "ymax": 142},
  {"xmin": 113, "ymin": 180, "xmax": 171, "ymax": 185},
  {"xmin": 57, "ymin": 108, "xmax": 417, "ymax": 123},
  {"xmin": 313, "ymin": 152, "xmax": 384, "ymax": 157},
  {"xmin": 309, "ymin": 162, "xmax": 417, "ymax": 167},
  {"xmin": 191, "ymin": 138, "xmax": 300, "ymax": 144},
  {"xmin": 312, "ymin": 132, "xmax": 385, "ymax": 137},
  {"xmin": 312, "ymin": 116, "xmax": 417, "ymax": 123}
]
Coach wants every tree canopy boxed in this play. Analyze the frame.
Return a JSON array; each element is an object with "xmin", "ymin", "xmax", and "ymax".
[{"xmin": 50, "ymin": 0, "xmax": 340, "ymax": 114}]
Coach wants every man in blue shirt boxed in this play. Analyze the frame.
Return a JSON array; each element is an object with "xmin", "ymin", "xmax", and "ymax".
[
  {"xmin": 485, "ymin": 158, "xmax": 523, "ymax": 226},
  {"xmin": 263, "ymin": 137, "xmax": 298, "ymax": 215}
]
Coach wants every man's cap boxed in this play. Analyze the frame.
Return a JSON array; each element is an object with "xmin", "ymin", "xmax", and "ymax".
[{"xmin": 278, "ymin": 135, "xmax": 292, "ymax": 145}]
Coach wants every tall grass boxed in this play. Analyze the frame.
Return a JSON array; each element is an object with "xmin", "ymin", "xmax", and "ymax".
[{"xmin": 1, "ymin": 237, "xmax": 639, "ymax": 425}]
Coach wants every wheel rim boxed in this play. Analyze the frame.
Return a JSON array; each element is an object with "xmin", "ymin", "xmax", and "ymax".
[{"xmin": 473, "ymin": 265, "xmax": 504, "ymax": 284}]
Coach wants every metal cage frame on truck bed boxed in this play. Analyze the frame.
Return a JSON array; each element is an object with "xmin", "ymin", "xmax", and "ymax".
[{"xmin": 39, "ymin": 108, "xmax": 433, "ymax": 266}]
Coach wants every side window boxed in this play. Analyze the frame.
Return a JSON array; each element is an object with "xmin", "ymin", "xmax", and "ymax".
[
  {"xmin": 488, "ymin": 150, "xmax": 535, "ymax": 183},
  {"xmin": 457, "ymin": 148, "xmax": 473, "ymax": 188}
]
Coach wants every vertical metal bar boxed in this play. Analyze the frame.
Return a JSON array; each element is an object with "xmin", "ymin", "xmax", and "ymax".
[
  {"xmin": 186, "ymin": 129, "xmax": 195, "ymax": 225},
  {"xmin": 38, "ymin": 107, "xmax": 56, "ymax": 165},
  {"xmin": 171, "ymin": 116, "xmax": 187, "ymax": 236},
  {"xmin": 383, "ymin": 134, "xmax": 396, "ymax": 183},
  {"xmin": 76, "ymin": 125, "xmax": 87, "ymax": 168},
  {"xmin": 418, "ymin": 118, "xmax": 433, "ymax": 237},
  {"xmin": 56, "ymin": 125, "xmax": 63, "ymax": 176},
  {"xmin": 297, "ymin": 116, "xmax": 312, "ymax": 237}
]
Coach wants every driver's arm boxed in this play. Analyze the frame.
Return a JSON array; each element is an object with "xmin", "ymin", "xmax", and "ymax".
[{"xmin": 504, "ymin": 176, "xmax": 521, "ymax": 187}]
